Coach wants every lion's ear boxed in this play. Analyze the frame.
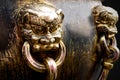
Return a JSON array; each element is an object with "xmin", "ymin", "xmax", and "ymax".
[{"xmin": 56, "ymin": 9, "xmax": 64, "ymax": 23}]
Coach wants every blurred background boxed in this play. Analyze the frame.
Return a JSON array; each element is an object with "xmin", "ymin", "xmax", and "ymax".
[{"xmin": 102, "ymin": 0, "xmax": 120, "ymax": 80}]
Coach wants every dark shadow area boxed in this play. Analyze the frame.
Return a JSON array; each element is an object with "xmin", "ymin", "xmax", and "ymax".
[{"xmin": 102, "ymin": 0, "xmax": 120, "ymax": 80}]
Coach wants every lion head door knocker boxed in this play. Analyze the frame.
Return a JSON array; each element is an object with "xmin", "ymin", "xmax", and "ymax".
[
  {"xmin": 14, "ymin": 1, "xmax": 66, "ymax": 80},
  {"xmin": 92, "ymin": 5, "xmax": 120, "ymax": 80}
]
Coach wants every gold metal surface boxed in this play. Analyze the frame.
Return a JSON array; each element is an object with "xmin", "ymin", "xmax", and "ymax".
[
  {"xmin": 22, "ymin": 41, "xmax": 66, "ymax": 72},
  {"xmin": 14, "ymin": 1, "xmax": 66, "ymax": 80},
  {"xmin": 93, "ymin": 5, "xmax": 120, "ymax": 80},
  {"xmin": 14, "ymin": 1, "xmax": 64, "ymax": 51},
  {"xmin": 44, "ymin": 57, "xmax": 57, "ymax": 80}
]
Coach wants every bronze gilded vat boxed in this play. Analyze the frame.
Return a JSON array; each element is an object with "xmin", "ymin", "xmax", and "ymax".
[{"xmin": 0, "ymin": 0, "xmax": 119, "ymax": 80}]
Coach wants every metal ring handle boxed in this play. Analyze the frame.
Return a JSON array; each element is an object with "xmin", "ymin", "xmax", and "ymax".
[
  {"xmin": 22, "ymin": 40, "xmax": 66, "ymax": 72},
  {"xmin": 44, "ymin": 57, "xmax": 57, "ymax": 80}
]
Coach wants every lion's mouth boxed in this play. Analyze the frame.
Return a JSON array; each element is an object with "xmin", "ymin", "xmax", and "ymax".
[
  {"xmin": 29, "ymin": 38, "xmax": 60, "ymax": 52},
  {"xmin": 29, "ymin": 34, "xmax": 61, "ymax": 52},
  {"xmin": 32, "ymin": 43, "xmax": 60, "ymax": 52}
]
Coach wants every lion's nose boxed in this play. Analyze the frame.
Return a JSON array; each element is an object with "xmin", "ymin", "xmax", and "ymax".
[
  {"xmin": 40, "ymin": 38, "xmax": 50, "ymax": 44},
  {"xmin": 40, "ymin": 35, "xmax": 55, "ymax": 44}
]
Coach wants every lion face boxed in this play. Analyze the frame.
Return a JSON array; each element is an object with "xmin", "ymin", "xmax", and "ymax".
[{"xmin": 16, "ymin": 2, "xmax": 64, "ymax": 51}]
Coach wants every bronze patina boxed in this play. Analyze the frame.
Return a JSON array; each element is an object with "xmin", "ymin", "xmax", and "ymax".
[
  {"xmin": 14, "ymin": 1, "xmax": 66, "ymax": 80},
  {"xmin": 93, "ymin": 5, "xmax": 119, "ymax": 80},
  {"xmin": 0, "ymin": 0, "xmax": 119, "ymax": 80}
]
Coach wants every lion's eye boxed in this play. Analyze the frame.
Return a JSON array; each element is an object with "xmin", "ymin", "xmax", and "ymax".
[
  {"xmin": 49, "ymin": 25, "xmax": 58, "ymax": 32},
  {"xmin": 31, "ymin": 25, "xmax": 45, "ymax": 34}
]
